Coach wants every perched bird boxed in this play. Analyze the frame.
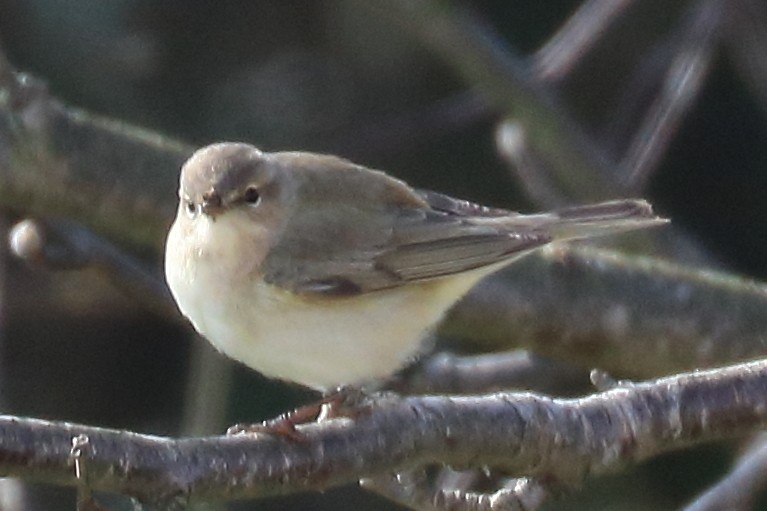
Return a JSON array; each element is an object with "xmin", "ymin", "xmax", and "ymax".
[{"xmin": 165, "ymin": 142, "xmax": 666, "ymax": 391}]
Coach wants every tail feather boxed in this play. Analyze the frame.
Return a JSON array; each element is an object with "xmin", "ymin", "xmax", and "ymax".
[{"xmin": 510, "ymin": 199, "xmax": 668, "ymax": 241}]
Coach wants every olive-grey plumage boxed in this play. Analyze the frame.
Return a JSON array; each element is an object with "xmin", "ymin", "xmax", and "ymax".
[{"xmin": 165, "ymin": 142, "xmax": 667, "ymax": 389}]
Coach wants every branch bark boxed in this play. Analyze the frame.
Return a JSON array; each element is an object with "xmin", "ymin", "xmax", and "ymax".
[{"xmin": 0, "ymin": 360, "xmax": 766, "ymax": 506}]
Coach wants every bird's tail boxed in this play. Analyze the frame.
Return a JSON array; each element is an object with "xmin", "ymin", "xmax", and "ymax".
[{"xmin": 507, "ymin": 199, "xmax": 668, "ymax": 241}]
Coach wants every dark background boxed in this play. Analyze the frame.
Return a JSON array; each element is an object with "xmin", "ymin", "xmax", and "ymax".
[{"xmin": 0, "ymin": 1, "xmax": 764, "ymax": 509}]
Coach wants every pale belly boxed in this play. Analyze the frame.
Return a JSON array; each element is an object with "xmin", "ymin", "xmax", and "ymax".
[
  {"xmin": 165, "ymin": 213, "xmax": 498, "ymax": 390},
  {"xmin": 172, "ymin": 269, "xmax": 486, "ymax": 390}
]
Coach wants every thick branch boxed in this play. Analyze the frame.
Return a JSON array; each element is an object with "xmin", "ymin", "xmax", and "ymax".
[
  {"xmin": 444, "ymin": 245, "xmax": 767, "ymax": 378},
  {"xmin": 0, "ymin": 360, "xmax": 766, "ymax": 505},
  {"xmin": 0, "ymin": 51, "xmax": 191, "ymax": 248}
]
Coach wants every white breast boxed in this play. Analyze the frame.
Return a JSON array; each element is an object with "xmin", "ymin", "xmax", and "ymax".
[{"xmin": 165, "ymin": 213, "xmax": 493, "ymax": 390}]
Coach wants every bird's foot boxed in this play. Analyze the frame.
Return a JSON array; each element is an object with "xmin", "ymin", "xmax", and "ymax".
[
  {"xmin": 227, "ymin": 415, "xmax": 305, "ymax": 442},
  {"xmin": 226, "ymin": 386, "xmax": 373, "ymax": 441},
  {"xmin": 226, "ymin": 399, "xmax": 324, "ymax": 441},
  {"xmin": 316, "ymin": 385, "xmax": 372, "ymax": 421}
]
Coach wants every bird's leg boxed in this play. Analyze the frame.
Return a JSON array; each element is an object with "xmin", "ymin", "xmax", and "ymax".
[
  {"xmin": 226, "ymin": 401, "xmax": 323, "ymax": 441},
  {"xmin": 316, "ymin": 385, "xmax": 372, "ymax": 421},
  {"xmin": 226, "ymin": 386, "xmax": 372, "ymax": 441}
]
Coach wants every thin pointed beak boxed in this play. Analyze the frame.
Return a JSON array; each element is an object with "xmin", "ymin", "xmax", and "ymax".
[{"xmin": 201, "ymin": 190, "xmax": 223, "ymax": 217}]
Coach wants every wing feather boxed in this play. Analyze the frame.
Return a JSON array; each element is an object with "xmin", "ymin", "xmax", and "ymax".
[
  {"xmin": 259, "ymin": 157, "xmax": 657, "ymax": 296},
  {"xmin": 263, "ymin": 182, "xmax": 551, "ymax": 295}
]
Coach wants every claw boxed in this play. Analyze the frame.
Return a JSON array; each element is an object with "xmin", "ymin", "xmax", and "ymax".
[{"xmin": 225, "ymin": 386, "xmax": 375, "ymax": 441}]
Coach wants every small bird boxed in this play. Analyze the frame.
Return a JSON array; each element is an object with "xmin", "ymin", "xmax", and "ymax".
[{"xmin": 165, "ymin": 142, "xmax": 666, "ymax": 391}]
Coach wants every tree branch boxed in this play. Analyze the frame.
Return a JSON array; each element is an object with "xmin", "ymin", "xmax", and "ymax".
[
  {"xmin": 681, "ymin": 434, "xmax": 767, "ymax": 511},
  {"xmin": 385, "ymin": 0, "xmax": 716, "ymax": 272},
  {"xmin": 361, "ymin": 469, "xmax": 551, "ymax": 511},
  {"xmin": 619, "ymin": 0, "xmax": 722, "ymax": 190},
  {"xmin": 395, "ymin": 351, "xmax": 587, "ymax": 395},
  {"xmin": 0, "ymin": 48, "xmax": 191, "ymax": 249},
  {"xmin": 8, "ymin": 218, "xmax": 175, "ymax": 318},
  {"xmin": 379, "ymin": 0, "xmax": 615, "ymax": 203},
  {"xmin": 445, "ymin": 245, "xmax": 767, "ymax": 378},
  {"xmin": 531, "ymin": 0, "xmax": 637, "ymax": 83},
  {"xmin": 0, "ymin": 360, "xmax": 766, "ymax": 506}
]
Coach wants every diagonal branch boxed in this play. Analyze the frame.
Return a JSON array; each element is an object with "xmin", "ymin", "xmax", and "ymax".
[
  {"xmin": 0, "ymin": 47, "xmax": 191, "ymax": 249},
  {"xmin": 619, "ymin": 0, "xmax": 723, "ymax": 191},
  {"xmin": 681, "ymin": 434, "xmax": 767, "ymax": 511},
  {"xmin": 532, "ymin": 0, "xmax": 638, "ymax": 83},
  {"xmin": 380, "ymin": 0, "xmax": 615, "ymax": 203}
]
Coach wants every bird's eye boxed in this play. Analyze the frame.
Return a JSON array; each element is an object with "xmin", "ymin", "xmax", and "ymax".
[
  {"xmin": 243, "ymin": 186, "xmax": 261, "ymax": 206},
  {"xmin": 185, "ymin": 200, "xmax": 197, "ymax": 218}
]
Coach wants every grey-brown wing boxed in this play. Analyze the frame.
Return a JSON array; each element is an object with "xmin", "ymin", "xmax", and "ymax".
[
  {"xmin": 264, "ymin": 204, "xmax": 550, "ymax": 296},
  {"xmin": 260, "ymin": 161, "xmax": 662, "ymax": 296},
  {"xmin": 375, "ymin": 223, "xmax": 550, "ymax": 282}
]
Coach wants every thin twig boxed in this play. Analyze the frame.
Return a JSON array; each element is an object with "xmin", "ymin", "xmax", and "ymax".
[
  {"xmin": 0, "ymin": 218, "xmax": 27, "ymax": 511},
  {"xmin": 366, "ymin": 471, "xmax": 550, "ymax": 511},
  {"xmin": 619, "ymin": 0, "xmax": 723, "ymax": 191},
  {"xmin": 531, "ymin": 0, "xmax": 638, "ymax": 83},
  {"xmin": 681, "ymin": 434, "xmax": 767, "ymax": 511},
  {"xmin": 362, "ymin": 470, "xmax": 550, "ymax": 511},
  {"xmin": 381, "ymin": 0, "xmax": 616, "ymax": 203},
  {"xmin": 494, "ymin": 121, "xmax": 572, "ymax": 208},
  {"xmin": 179, "ymin": 339, "xmax": 233, "ymax": 436}
]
